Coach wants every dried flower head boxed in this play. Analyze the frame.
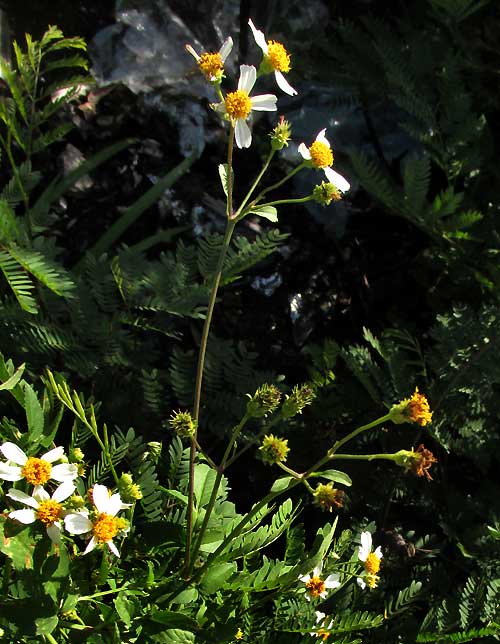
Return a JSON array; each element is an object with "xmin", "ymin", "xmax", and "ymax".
[
  {"xmin": 281, "ymin": 384, "xmax": 316, "ymax": 418},
  {"xmin": 313, "ymin": 483, "xmax": 345, "ymax": 512},
  {"xmin": 247, "ymin": 383, "xmax": 282, "ymax": 418},
  {"xmin": 169, "ymin": 410, "xmax": 197, "ymax": 438},
  {"xmin": 390, "ymin": 387, "xmax": 433, "ymax": 427},
  {"xmin": 395, "ymin": 444, "xmax": 438, "ymax": 481},
  {"xmin": 259, "ymin": 434, "xmax": 290, "ymax": 465}
]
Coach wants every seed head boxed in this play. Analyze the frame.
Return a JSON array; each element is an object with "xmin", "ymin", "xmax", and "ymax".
[
  {"xmin": 281, "ymin": 384, "xmax": 316, "ymax": 418},
  {"xmin": 169, "ymin": 410, "xmax": 197, "ymax": 438},
  {"xmin": 247, "ymin": 383, "xmax": 282, "ymax": 418},
  {"xmin": 259, "ymin": 434, "xmax": 290, "ymax": 465}
]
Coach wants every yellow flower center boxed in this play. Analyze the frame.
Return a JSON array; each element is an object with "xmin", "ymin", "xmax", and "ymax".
[
  {"xmin": 406, "ymin": 388, "xmax": 433, "ymax": 426},
  {"xmin": 305, "ymin": 575, "xmax": 326, "ymax": 598},
  {"xmin": 366, "ymin": 573, "xmax": 380, "ymax": 589},
  {"xmin": 92, "ymin": 513, "xmax": 119, "ymax": 543},
  {"xmin": 309, "ymin": 141, "xmax": 333, "ymax": 168},
  {"xmin": 317, "ymin": 628, "xmax": 331, "ymax": 642},
  {"xmin": 225, "ymin": 90, "xmax": 252, "ymax": 120},
  {"xmin": 36, "ymin": 499, "xmax": 62, "ymax": 525},
  {"xmin": 22, "ymin": 457, "xmax": 52, "ymax": 485},
  {"xmin": 364, "ymin": 552, "xmax": 381, "ymax": 575},
  {"xmin": 198, "ymin": 52, "xmax": 223, "ymax": 79},
  {"xmin": 267, "ymin": 40, "xmax": 291, "ymax": 72}
]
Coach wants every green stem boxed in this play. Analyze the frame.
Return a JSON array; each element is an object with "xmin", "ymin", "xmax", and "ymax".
[
  {"xmin": 101, "ymin": 423, "xmax": 120, "ymax": 487},
  {"xmin": 226, "ymin": 124, "xmax": 235, "ymax": 217},
  {"xmin": 225, "ymin": 414, "xmax": 281, "ymax": 468},
  {"xmin": 234, "ymin": 149, "xmax": 275, "ymax": 218},
  {"xmin": 331, "ymin": 452, "xmax": 398, "ymax": 462},
  {"xmin": 78, "ymin": 584, "xmax": 131, "ymax": 601},
  {"xmin": 44, "ymin": 634, "xmax": 59, "ymax": 644},
  {"xmin": 277, "ymin": 461, "xmax": 301, "ymax": 478},
  {"xmin": 252, "ymin": 162, "xmax": 307, "ymax": 205},
  {"xmin": 256, "ymin": 196, "xmax": 314, "ymax": 208}
]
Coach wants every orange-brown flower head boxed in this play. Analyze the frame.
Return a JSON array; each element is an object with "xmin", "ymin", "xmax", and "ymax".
[
  {"xmin": 390, "ymin": 387, "xmax": 433, "ymax": 426},
  {"xmin": 313, "ymin": 483, "xmax": 345, "ymax": 512}
]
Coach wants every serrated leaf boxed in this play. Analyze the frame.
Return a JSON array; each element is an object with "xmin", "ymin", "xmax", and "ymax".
[
  {"xmin": 247, "ymin": 205, "xmax": 278, "ymax": 222},
  {"xmin": 24, "ymin": 383, "xmax": 44, "ymax": 441}
]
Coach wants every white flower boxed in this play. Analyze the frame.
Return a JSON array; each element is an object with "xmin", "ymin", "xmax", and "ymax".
[
  {"xmin": 298, "ymin": 129, "xmax": 351, "ymax": 193},
  {"xmin": 0, "ymin": 442, "xmax": 78, "ymax": 486},
  {"xmin": 7, "ymin": 482, "xmax": 75, "ymax": 544},
  {"xmin": 64, "ymin": 484, "xmax": 126, "ymax": 557},
  {"xmin": 357, "ymin": 530, "xmax": 383, "ymax": 590},
  {"xmin": 185, "ymin": 37, "xmax": 233, "ymax": 81},
  {"xmin": 310, "ymin": 611, "xmax": 334, "ymax": 638},
  {"xmin": 248, "ymin": 19, "xmax": 297, "ymax": 96},
  {"xmin": 216, "ymin": 65, "xmax": 277, "ymax": 148},
  {"xmin": 299, "ymin": 562, "xmax": 341, "ymax": 601}
]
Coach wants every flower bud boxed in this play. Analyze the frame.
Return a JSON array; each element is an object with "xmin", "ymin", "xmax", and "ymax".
[
  {"xmin": 281, "ymin": 384, "xmax": 316, "ymax": 418},
  {"xmin": 146, "ymin": 441, "xmax": 162, "ymax": 461},
  {"xmin": 69, "ymin": 447, "xmax": 85, "ymax": 463},
  {"xmin": 118, "ymin": 472, "xmax": 143, "ymax": 502},
  {"xmin": 312, "ymin": 181, "xmax": 342, "ymax": 206},
  {"xmin": 168, "ymin": 410, "xmax": 197, "ymax": 438},
  {"xmin": 270, "ymin": 116, "xmax": 292, "ymax": 150},
  {"xmin": 390, "ymin": 388, "xmax": 433, "ymax": 427},
  {"xmin": 313, "ymin": 483, "xmax": 345, "ymax": 512},
  {"xmin": 259, "ymin": 434, "xmax": 290, "ymax": 465},
  {"xmin": 247, "ymin": 384, "xmax": 282, "ymax": 418},
  {"xmin": 67, "ymin": 494, "xmax": 86, "ymax": 510}
]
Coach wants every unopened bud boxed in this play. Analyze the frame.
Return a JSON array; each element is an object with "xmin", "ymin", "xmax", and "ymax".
[
  {"xmin": 69, "ymin": 447, "xmax": 85, "ymax": 463},
  {"xmin": 270, "ymin": 116, "xmax": 292, "ymax": 150},
  {"xmin": 118, "ymin": 472, "xmax": 143, "ymax": 502},
  {"xmin": 247, "ymin": 384, "xmax": 281, "ymax": 418}
]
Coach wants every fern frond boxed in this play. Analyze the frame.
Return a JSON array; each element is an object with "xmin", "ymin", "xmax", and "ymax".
[{"xmin": 6, "ymin": 245, "xmax": 75, "ymax": 297}]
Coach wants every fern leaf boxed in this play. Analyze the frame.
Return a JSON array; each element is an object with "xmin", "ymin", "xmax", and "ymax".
[
  {"xmin": 403, "ymin": 155, "xmax": 430, "ymax": 217},
  {"xmin": 6, "ymin": 245, "xmax": 75, "ymax": 297},
  {"xmin": 0, "ymin": 250, "xmax": 37, "ymax": 313}
]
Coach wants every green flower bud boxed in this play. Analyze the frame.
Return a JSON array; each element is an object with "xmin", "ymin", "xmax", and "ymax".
[
  {"xmin": 147, "ymin": 441, "xmax": 162, "ymax": 460},
  {"xmin": 312, "ymin": 181, "xmax": 341, "ymax": 206},
  {"xmin": 118, "ymin": 472, "xmax": 143, "ymax": 502},
  {"xmin": 69, "ymin": 447, "xmax": 85, "ymax": 463},
  {"xmin": 270, "ymin": 116, "xmax": 292, "ymax": 150},
  {"xmin": 281, "ymin": 384, "xmax": 316, "ymax": 418},
  {"xmin": 247, "ymin": 384, "xmax": 282, "ymax": 418},
  {"xmin": 168, "ymin": 410, "xmax": 197, "ymax": 438},
  {"xmin": 66, "ymin": 494, "xmax": 86, "ymax": 510},
  {"xmin": 259, "ymin": 434, "xmax": 290, "ymax": 465}
]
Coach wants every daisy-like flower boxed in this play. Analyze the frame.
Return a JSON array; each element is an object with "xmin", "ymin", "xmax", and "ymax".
[
  {"xmin": 248, "ymin": 19, "xmax": 297, "ymax": 96},
  {"xmin": 64, "ymin": 484, "xmax": 127, "ymax": 557},
  {"xmin": 310, "ymin": 611, "xmax": 334, "ymax": 641},
  {"xmin": 216, "ymin": 65, "xmax": 277, "ymax": 149},
  {"xmin": 357, "ymin": 531, "xmax": 383, "ymax": 590},
  {"xmin": 0, "ymin": 442, "xmax": 78, "ymax": 485},
  {"xmin": 7, "ymin": 482, "xmax": 75, "ymax": 544},
  {"xmin": 185, "ymin": 37, "xmax": 233, "ymax": 82},
  {"xmin": 298, "ymin": 129, "xmax": 351, "ymax": 194},
  {"xmin": 299, "ymin": 562, "xmax": 341, "ymax": 601}
]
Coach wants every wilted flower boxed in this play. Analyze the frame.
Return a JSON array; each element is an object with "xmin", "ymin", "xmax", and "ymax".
[
  {"xmin": 313, "ymin": 483, "xmax": 345, "ymax": 512},
  {"xmin": 298, "ymin": 129, "xmax": 350, "ymax": 193},
  {"xmin": 0, "ymin": 442, "xmax": 78, "ymax": 486},
  {"xmin": 169, "ymin": 410, "xmax": 197, "ymax": 438},
  {"xmin": 259, "ymin": 434, "xmax": 290, "ymax": 465},
  {"xmin": 7, "ymin": 482, "xmax": 75, "ymax": 544},
  {"xmin": 215, "ymin": 65, "xmax": 277, "ymax": 148},
  {"xmin": 313, "ymin": 181, "xmax": 342, "ymax": 206},
  {"xmin": 394, "ymin": 444, "xmax": 438, "ymax": 481},
  {"xmin": 299, "ymin": 563, "xmax": 341, "ymax": 600},
  {"xmin": 248, "ymin": 19, "xmax": 297, "ymax": 96},
  {"xmin": 64, "ymin": 484, "xmax": 128, "ymax": 557},
  {"xmin": 185, "ymin": 37, "xmax": 233, "ymax": 82},
  {"xmin": 390, "ymin": 388, "xmax": 433, "ymax": 427},
  {"xmin": 247, "ymin": 383, "xmax": 282, "ymax": 418},
  {"xmin": 281, "ymin": 384, "xmax": 316, "ymax": 418},
  {"xmin": 357, "ymin": 531, "xmax": 382, "ymax": 590}
]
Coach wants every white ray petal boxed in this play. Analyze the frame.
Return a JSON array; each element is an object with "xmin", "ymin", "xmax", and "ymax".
[
  {"xmin": 64, "ymin": 512, "xmax": 92, "ymax": 535},
  {"xmin": 1, "ymin": 442, "xmax": 27, "ymax": 465},
  {"xmin": 42, "ymin": 446, "xmax": 64, "ymax": 463},
  {"xmin": 7, "ymin": 488, "xmax": 39, "ymax": 508},
  {"xmin": 298, "ymin": 143, "xmax": 311, "ymax": 160},
  {"xmin": 357, "ymin": 577, "xmax": 367, "ymax": 589},
  {"xmin": 92, "ymin": 484, "xmax": 110, "ymax": 513},
  {"xmin": 238, "ymin": 65, "xmax": 256, "ymax": 93},
  {"xmin": 33, "ymin": 485, "xmax": 50, "ymax": 502},
  {"xmin": 185, "ymin": 44, "xmax": 200, "ymax": 62},
  {"xmin": 324, "ymin": 167, "xmax": 350, "ymax": 193},
  {"xmin": 250, "ymin": 94, "xmax": 277, "ymax": 111},
  {"xmin": 107, "ymin": 540, "xmax": 120, "ymax": 557},
  {"xmin": 275, "ymin": 70, "xmax": 297, "ymax": 96},
  {"xmin": 52, "ymin": 482, "xmax": 76, "ymax": 503},
  {"xmin": 46, "ymin": 523, "xmax": 62, "ymax": 544},
  {"xmin": 84, "ymin": 536, "xmax": 97, "ymax": 555},
  {"xmin": 325, "ymin": 573, "xmax": 341, "ymax": 588},
  {"xmin": 9, "ymin": 508, "xmax": 36, "ymax": 524},
  {"xmin": 105, "ymin": 493, "xmax": 123, "ymax": 517},
  {"xmin": 219, "ymin": 36, "xmax": 233, "ymax": 62},
  {"xmin": 235, "ymin": 119, "xmax": 252, "ymax": 148},
  {"xmin": 374, "ymin": 546, "xmax": 383, "ymax": 559},
  {"xmin": 315, "ymin": 129, "xmax": 330, "ymax": 147},
  {"xmin": 248, "ymin": 19, "xmax": 268, "ymax": 54},
  {"xmin": 51, "ymin": 463, "xmax": 78, "ymax": 482}
]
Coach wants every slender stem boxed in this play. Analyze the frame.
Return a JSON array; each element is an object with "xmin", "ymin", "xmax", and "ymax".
[
  {"xmin": 78, "ymin": 584, "xmax": 131, "ymax": 601},
  {"xmin": 102, "ymin": 423, "xmax": 120, "ymax": 486},
  {"xmin": 331, "ymin": 452, "xmax": 398, "ymax": 462},
  {"xmin": 44, "ymin": 634, "xmax": 59, "ymax": 644},
  {"xmin": 226, "ymin": 124, "xmax": 235, "ymax": 217},
  {"xmin": 277, "ymin": 461, "xmax": 301, "ymax": 478},
  {"xmin": 252, "ymin": 162, "xmax": 306, "ymax": 204},
  {"xmin": 225, "ymin": 414, "xmax": 281, "ymax": 467},
  {"xmin": 234, "ymin": 149, "xmax": 275, "ymax": 218},
  {"xmin": 256, "ymin": 196, "xmax": 314, "ymax": 208}
]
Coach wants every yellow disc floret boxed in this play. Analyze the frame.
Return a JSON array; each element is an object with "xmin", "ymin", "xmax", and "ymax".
[
  {"xmin": 309, "ymin": 141, "xmax": 334, "ymax": 168},
  {"xmin": 92, "ymin": 513, "xmax": 119, "ymax": 543},
  {"xmin": 198, "ymin": 52, "xmax": 223, "ymax": 79},
  {"xmin": 36, "ymin": 500, "xmax": 62, "ymax": 525},
  {"xmin": 225, "ymin": 90, "xmax": 252, "ymax": 119},
  {"xmin": 305, "ymin": 575, "xmax": 326, "ymax": 598},
  {"xmin": 267, "ymin": 40, "xmax": 291, "ymax": 72},
  {"xmin": 317, "ymin": 628, "xmax": 331, "ymax": 642},
  {"xmin": 406, "ymin": 388, "xmax": 433, "ymax": 426},
  {"xmin": 22, "ymin": 457, "xmax": 52, "ymax": 485},
  {"xmin": 364, "ymin": 552, "xmax": 381, "ymax": 575},
  {"xmin": 366, "ymin": 573, "xmax": 380, "ymax": 589}
]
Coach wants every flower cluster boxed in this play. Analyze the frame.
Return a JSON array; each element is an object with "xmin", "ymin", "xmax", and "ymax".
[{"xmin": 1, "ymin": 441, "xmax": 133, "ymax": 557}]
